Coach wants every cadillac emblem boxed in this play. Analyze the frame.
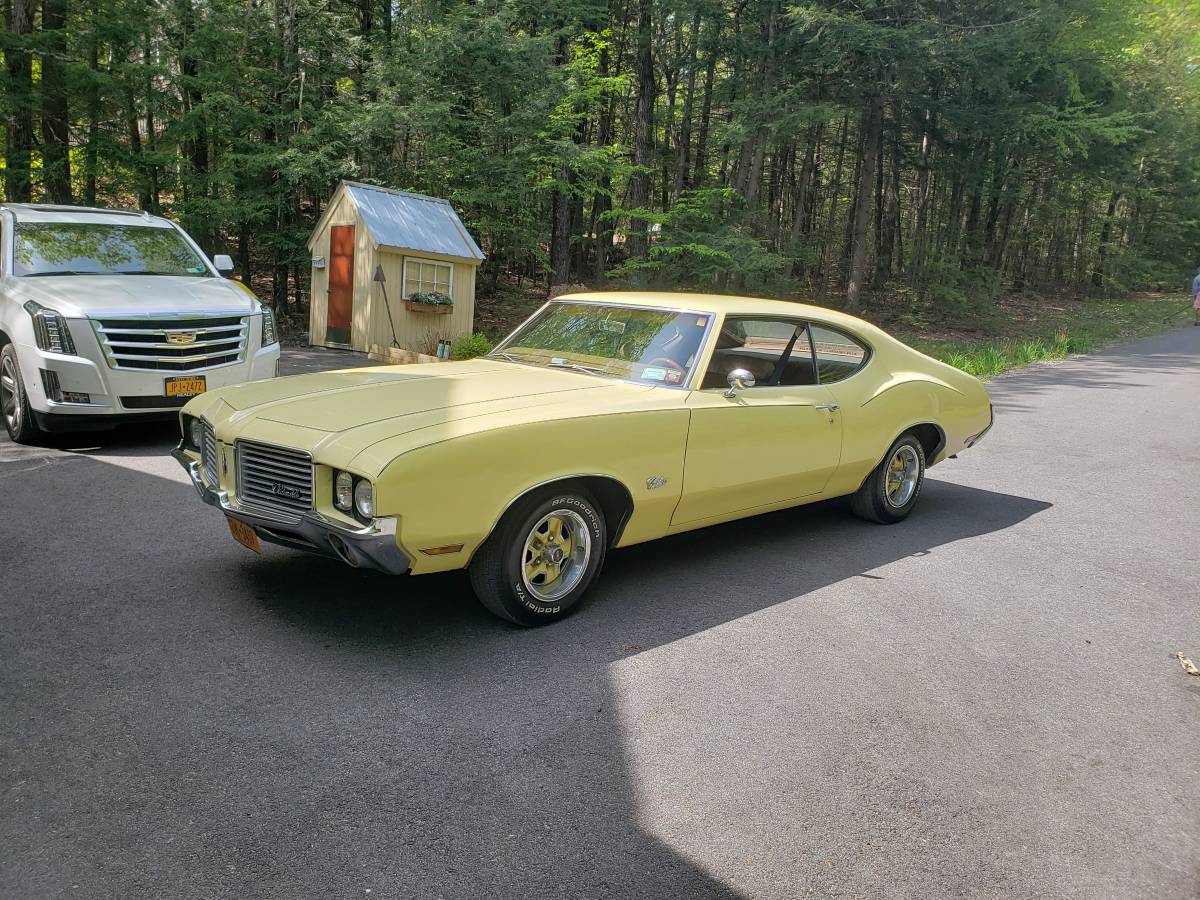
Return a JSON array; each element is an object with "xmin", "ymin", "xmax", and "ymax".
[{"xmin": 166, "ymin": 331, "xmax": 198, "ymax": 345}]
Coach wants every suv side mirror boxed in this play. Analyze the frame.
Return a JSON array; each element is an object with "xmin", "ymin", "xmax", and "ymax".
[
  {"xmin": 213, "ymin": 254, "xmax": 235, "ymax": 274},
  {"xmin": 724, "ymin": 368, "xmax": 755, "ymax": 398}
]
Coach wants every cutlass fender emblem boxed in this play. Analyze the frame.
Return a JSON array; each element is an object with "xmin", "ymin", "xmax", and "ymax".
[{"xmin": 646, "ymin": 475, "xmax": 668, "ymax": 490}]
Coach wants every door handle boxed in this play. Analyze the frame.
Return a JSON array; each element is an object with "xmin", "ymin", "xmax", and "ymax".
[{"xmin": 815, "ymin": 403, "xmax": 840, "ymax": 411}]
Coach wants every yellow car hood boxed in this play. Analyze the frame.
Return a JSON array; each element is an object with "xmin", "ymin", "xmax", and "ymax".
[
  {"xmin": 193, "ymin": 359, "xmax": 665, "ymax": 471},
  {"xmin": 217, "ymin": 360, "xmax": 619, "ymax": 428}
]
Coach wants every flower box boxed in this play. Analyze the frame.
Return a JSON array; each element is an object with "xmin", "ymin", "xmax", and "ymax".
[{"xmin": 405, "ymin": 300, "xmax": 452, "ymax": 315}]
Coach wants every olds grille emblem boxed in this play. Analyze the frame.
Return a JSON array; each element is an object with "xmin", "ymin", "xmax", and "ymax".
[
  {"xmin": 166, "ymin": 331, "xmax": 198, "ymax": 345},
  {"xmin": 270, "ymin": 482, "xmax": 303, "ymax": 500}
]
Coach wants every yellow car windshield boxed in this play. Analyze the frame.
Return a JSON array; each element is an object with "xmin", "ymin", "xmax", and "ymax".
[{"xmin": 493, "ymin": 302, "xmax": 712, "ymax": 387}]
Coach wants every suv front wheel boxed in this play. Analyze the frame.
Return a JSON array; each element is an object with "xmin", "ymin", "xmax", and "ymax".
[{"xmin": 1, "ymin": 344, "xmax": 43, "ymax": 444}]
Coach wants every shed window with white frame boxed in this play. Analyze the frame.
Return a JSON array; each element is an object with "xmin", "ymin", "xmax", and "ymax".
[{"xmin": 403, "ymin": 258, "xmax": 452, "ymax": 298}]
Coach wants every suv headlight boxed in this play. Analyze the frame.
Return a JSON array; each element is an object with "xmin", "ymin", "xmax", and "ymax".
[
  {"xmin": 260, "ymin": 306, "xmax": 278, "ymax": 346},
  {"xmin": 24, "ymin": 300, "xmax": 77, "ymax": 354}
]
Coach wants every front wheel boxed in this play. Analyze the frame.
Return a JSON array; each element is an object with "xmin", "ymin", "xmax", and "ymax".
[
  {"xmin": 1, "ymin": 344, "xmax": 44, "ymax": 444},
  {"xmin": 468, "ymin": 488, "xmax": 607, "ymax": 626},
  {"xmin": 851, "ymin": 433, "xmax": 926, "ymax": 524}
]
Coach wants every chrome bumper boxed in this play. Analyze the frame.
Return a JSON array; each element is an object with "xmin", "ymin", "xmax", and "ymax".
[{"xmin": 172, "ymin": 447, "xmax": 410, "ymax": 575}]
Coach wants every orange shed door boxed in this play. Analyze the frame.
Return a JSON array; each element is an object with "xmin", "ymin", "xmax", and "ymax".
[{"xmin": 326, "ymin": 224, "xmax": 355, "ymax": 345}]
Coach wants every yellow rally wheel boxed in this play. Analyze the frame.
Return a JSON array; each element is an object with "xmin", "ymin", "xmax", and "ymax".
[
  {"xmin": 884, "ymin": 443, "xmax": 921, "ymax": 508},
  {"xmin": 521, "ymin": 509, "xmax": 592, "ymax": 603}
]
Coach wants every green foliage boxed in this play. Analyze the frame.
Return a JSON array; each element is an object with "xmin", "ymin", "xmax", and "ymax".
[
  {"xmin": 612, "ymin": 189, "xmax": 792, "ymax": 292},
  {"xmin": 449, "ymin": 332, "xmax": 495, "ymax": 360},
  {"xmin": 1, "ymin": 0, "xmax": 1198, "ymax": 327},
  {"xmin": 914, "ymin": 299, "xmax": 1191, "ymax": 379}
]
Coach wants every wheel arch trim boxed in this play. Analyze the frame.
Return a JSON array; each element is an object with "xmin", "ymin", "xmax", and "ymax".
[
  {"xmin": 471, "ymin": 473, "xmax": 636, "ymax": 563},
  {"xmin": 855, "ymin": 421, "xmax": 945, "ymax": 493}
]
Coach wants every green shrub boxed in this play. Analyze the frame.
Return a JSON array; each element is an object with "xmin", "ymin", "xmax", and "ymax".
[{"xmin": 450, "ymin": 332, "xmax": 494, "ymax": 360}]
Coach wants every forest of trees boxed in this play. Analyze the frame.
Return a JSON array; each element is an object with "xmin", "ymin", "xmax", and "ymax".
[{"xmin": 2, "ymin": 0, "xmax": 1198, "ymax": 319}]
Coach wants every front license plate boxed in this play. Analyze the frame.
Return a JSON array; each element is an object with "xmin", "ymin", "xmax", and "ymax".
[
  {"xmin": 165, "ymin": 375, "xmax": 207, "ymax": 398},
  {"xmin": 226, "ymin": 516, "xmax": 261, "ymax": 554}
]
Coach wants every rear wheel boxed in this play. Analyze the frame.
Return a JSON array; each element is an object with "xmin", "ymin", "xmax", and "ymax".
[
  {"xmin": 851, "ymin": 433, "xmax": 925, "ymax": 524},
  {"xmin": 469, "ymin": 488, "xmax": 607, "ymax": 626},
  {"xmin": 1, "ymin": 345, "xmax": 44, "ymax": 444}
]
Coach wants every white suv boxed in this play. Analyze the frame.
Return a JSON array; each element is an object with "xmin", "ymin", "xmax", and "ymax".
[{"xmin": 0, "ymin": 204, "xmax": 280, "ymax": 443}]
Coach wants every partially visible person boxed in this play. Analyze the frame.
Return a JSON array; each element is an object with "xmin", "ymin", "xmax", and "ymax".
[{"xmin": 1194, "ymin": 268, "xmax": 1200, "ymax": 325}]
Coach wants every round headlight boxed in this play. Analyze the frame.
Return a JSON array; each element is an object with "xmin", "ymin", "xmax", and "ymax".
[
  {"xmin": 334, "ymin": 471, "xmax": 354, "ymax": 510},
  {"xmin": 354, "ymin": 479, "xmax": 374, "ymax": 518},
  {"xmin": 189, "ymin": 417, "xmax": 205, "ymax": 450}
]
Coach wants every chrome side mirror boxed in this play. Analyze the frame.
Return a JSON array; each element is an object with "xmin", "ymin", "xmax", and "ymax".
[
  {"xmin": 212, "ymin": 254, "xmax": 235, "ymax": 274},
  {"xmin": 724, "ymin": 368, "xmax": 756, "ymax": 398}
]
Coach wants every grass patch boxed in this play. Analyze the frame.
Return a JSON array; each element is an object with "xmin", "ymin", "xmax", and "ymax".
[{"xmin": 907, "ymin": 297, "xmax": 1191, "ymax": 380}]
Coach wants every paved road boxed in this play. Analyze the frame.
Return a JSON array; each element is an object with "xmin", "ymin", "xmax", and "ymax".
[{"xmin": 1, "ymin": 332, "xmax": 1197, "ymax": 899}]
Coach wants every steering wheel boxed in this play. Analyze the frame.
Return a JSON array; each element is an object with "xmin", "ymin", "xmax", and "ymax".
[{"xmin": 646, "ymin": 356, "xmax": 685, "ymax": 373}]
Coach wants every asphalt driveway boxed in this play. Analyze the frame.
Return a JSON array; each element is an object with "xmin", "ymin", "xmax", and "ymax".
[{"xmin": 1, "ymin": 333, "xmax": 1197, "ymax": 898}]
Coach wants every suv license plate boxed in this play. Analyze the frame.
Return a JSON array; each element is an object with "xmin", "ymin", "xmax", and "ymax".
[{"xmin": 165, "ymin": 376, "xmax": 207, "ymax": 397}]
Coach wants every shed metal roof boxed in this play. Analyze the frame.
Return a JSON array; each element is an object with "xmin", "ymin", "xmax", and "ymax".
[{"xmin": 338, "ymin": 181, "xmax": 484, "ymax": 261}]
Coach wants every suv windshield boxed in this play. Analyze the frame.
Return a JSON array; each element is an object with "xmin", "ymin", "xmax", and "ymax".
[
  {"xmin": 13, "ymin": 222, "xmax": 212, "ymax": 277},
  {"xmin": 490, "ymin": 301, "xmax": 712, "ymax": 386}
]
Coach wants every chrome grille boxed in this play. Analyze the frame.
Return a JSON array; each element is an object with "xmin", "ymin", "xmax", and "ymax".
[
  {"xmin": 236, "ymin": 440, "xmax": 313, "ymax": 517},
  {"xmin": 93, "ymin": 316, "xmax": 248, "ymax": 371},
  {"xmin": 200, "ymin": 420, "xmax": 218, "ymax": 487}
]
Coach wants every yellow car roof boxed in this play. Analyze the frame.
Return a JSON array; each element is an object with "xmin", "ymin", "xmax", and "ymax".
[{"xmin": 554, "ymin": 291, "xmax": 880, "ymax": 334}]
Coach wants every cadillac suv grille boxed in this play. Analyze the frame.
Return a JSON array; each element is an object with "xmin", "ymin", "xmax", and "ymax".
[
  {"xmin": 200, "ymin": 420, "xmax": 218, "ymax": 487},
  {"xmin": 236, "ymin": 440, "xmax": 313, "ymax": 518},
  {"xmin": 94, "ymin": 316, "xmax": 248, "ymax": 371}
]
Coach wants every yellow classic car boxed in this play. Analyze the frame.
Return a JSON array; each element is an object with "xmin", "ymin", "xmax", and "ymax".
[{"xmin": 172, "ymin": 292, "xmax": 992, "ymax": 624}]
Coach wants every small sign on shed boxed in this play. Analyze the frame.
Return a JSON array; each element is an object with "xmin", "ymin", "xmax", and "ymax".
[{"xmin": 306, "ymin": 180, "xmax": 484, "ymax": 360}]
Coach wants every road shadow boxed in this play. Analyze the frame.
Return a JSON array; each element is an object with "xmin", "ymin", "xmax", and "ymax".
[
  {"xmin": 1, "ymin": 441, "xmax": 1051, "ymax": 898},
  {"xmin": 985, "ymin": 325, "xmax": 1199, "ymax": 415}
]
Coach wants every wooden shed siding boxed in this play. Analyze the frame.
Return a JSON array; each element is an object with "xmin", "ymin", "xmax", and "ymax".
[{"xmin": 369, "ymin": 250, "xmax": 476, "ymax": 353}]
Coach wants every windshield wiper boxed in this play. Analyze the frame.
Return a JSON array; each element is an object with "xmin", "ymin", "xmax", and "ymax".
[
  {"xmin": 118, "ymin": 270, "xmax": 197, "ymax": 276},
  {"xmin": 486, "ymin": 351, "xmax": 533, "ymax": 363},
  {"xmin": 545, "ymin": 359, "xmax": 616, "ymax": 378},
  {"xmin": 23, "ymin": 270, "xmax": 112, "ymax": 277}
]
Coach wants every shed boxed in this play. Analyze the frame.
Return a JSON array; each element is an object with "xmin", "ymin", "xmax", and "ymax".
[{"xmin": 306, "ymin": 181, "xmax": 484, "ymax": 357}]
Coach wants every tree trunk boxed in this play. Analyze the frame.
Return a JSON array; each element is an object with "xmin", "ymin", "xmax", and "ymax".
[
  {"xmin": 790, "ymin": 123, "xmax": 820, "ymax": 240},
  {"xmin": 816, "ymin": 115, "xmax": 849, "ymax": 288},
  {"xmin": 83, "ymin": 0, "xmax": 101, "ymax": 206},
  {"xmin": 550, "ymin": 175, "xmax": 571, "ymax": 286},
  {"xmin": 41, "ymin": 0, "xmax": 73, "ymax": 203},
  {"xmin": 238, "ymin": 224, "xmax": 252, "ymax": 294},
  {"xmin": 1090, "ymin": 190, "xmax": 1121, "ymax": 290},
  {"xmin": 4, "ymin": 0, "xmax": 35, "ymax": 201},
  {"xmin": 845, "ymin": 95, "xmax": 882, "ymax": 313},
  {"xmin": 593, "ymin": 38, "xmax": 614, "ymax": 283},
  {"xmin": 875, "ymin": 106, "xmax": 900, "ymax": 285},
  {"xmin": 691, "ymin": 24, "xmax": 718, "ymax": 187},
  {"xmin": 627, "ymin": 0, "xmax": 654, "ymax": 265},
  {"xmin": 671, "ymin": 10, "xmax": 700, "ymax": 201},
  {"xmin": 176, "ymin": 0, "xmax": 210, "ymax": 241},
  {"xmin": 549, "ymin": 34, "xmax": 572, "ymax": 286},
  {"xmin": 142, "ymin": 24, "xmax": 159, "ymax": 213}
]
